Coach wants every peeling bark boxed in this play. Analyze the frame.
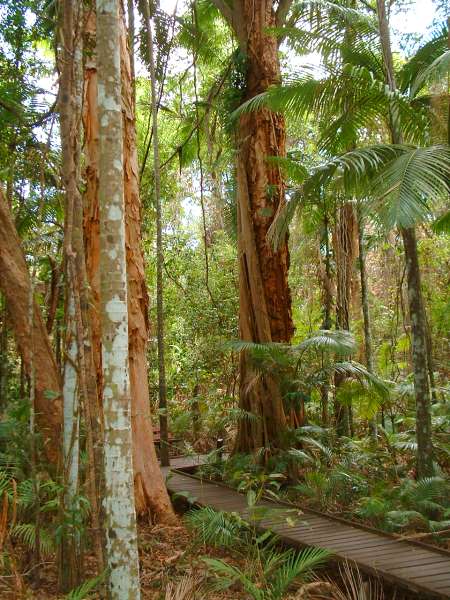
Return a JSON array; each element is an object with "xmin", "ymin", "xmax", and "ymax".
[
  {"xmin": 231, "ymin": 0, "xmax": 294, "ymax": 454},
  {"xmin": 59, "ymin": 0, "xmax": 103, "ymax": 585},
  {"xmin": 120, "ymin": 10, "xmax": 175, "ymax": 518},
  {"xmin": 83, "ymin": 6, "xmax": 175, "ymax": 521},
  {"xmin": 0, "ymin": 190, "xmax": 62, "ymax": 464}
]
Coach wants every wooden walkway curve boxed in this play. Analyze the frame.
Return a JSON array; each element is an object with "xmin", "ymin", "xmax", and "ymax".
[{"xmin": 163, "ymin": 457, "xmax": 450, "ymax": 599}]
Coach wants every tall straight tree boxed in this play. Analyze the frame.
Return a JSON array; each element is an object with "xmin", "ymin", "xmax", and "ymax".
[
  {"xmin": 96, "ymin": 0, "xmax": 140, "ymax": 596},
  {"xmin": 83, "ymin": 4, "xmax": 175, "ymax": 520},
  {"xmin": 376, "ymin": 0, "xmax": 434, "ymax": 477},
  {"xmin": 142, "ymin": 0, "xmax": 170, "ymax": 467},
  {"xmin": 209, "ymin": 0, "xmax": 295, "ymax": 453},
  {"xmin": 333, "ymin": 200, "xmax": 358, "ymax": 437},
  {"xmin": 357, "ymin": 206, "xmax": 378, "ymax": 441},
  {"xmin": 59, "ymin": 0, "xmax": 83, "ymax": 588}
]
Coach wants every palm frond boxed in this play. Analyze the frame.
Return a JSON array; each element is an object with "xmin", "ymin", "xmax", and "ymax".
[
  {"xmin": 266, "ymin": 156, "xmax": 309, "ymax": 184},
  {"xmin": 432, "ymin": 210, "xmax": 450, "ymax": 234},
  {"xmin": 226, "ymin": 340, "xmax": 293, "ymax": 369},
  {"xmin": 185, "ymin": 507, "xmax": 244, "ymax": 549},
  {"xmin": 271, "ymin": 546, "xmax": 330, "ymax": 598},
  {"xmin": 11, "ymin": 523, "xmax": 54, "ymax": 556},
  {"xmin": 288, "ymin": 449, "xmax": 314, "ymax": 464},
  {"xmin": 203, "ymin": 557, "xmax": 262, "ymax": 597},
  {"xmin": 369, "ymin": 145, "xmax": 450, "ymax": 229},
  {"xmin": 292, "ymin": 329, "xmax": 357, "ymax": 356},
  {"xmin": 399, "ymin": 27, "xmax": 448, "ymax": 93},
  {"xmin": 164, "ymin": 575, "xmax": 202, "ymax": 600},
  {"xmin": 410, "ymin": 46, "xmax": 450, "ymax": 98},
  {"xmin": 329, "ymin": 361, "xmax": 390, "ymax": 400}
]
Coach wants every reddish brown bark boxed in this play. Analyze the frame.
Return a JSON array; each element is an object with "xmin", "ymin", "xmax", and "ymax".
[
  {"xmin": 0, "ymin": 189, "xmax": 62, "ymax": 464},
  {"xmin": 45, "ymin": 257, "xmax": 61, "ymax": 335},
  {"xmin": 234, "ymin": 1, "xmax": 294, "ymax": 453},
  {"xmin": 83, "ymin": 11, "xmax": 102, "ymax": 407},
  {"xmin": 120, "ymin": 16, "xmax": 175, "ymax": 520},
  {"xmin": 82, "ymin": 11, "xmax": 175, "ymax": 521},
  {"xmin": 332, "ymin": 202, "xmax": 358, "ymax": 436}
]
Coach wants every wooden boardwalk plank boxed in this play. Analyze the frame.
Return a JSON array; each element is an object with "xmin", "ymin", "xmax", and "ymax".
[{"xmin": 163, "ymin": 460, "xmax": 450, "ymax": 599}]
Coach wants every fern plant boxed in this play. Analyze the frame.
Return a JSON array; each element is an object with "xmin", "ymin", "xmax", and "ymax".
[
  {"xmin": 187, "ymin": 505, "xmax": 329, "ymax": 600},
  {"xmin": 203, "ymin": 545, "xmax": 329, "ymax": 600}
]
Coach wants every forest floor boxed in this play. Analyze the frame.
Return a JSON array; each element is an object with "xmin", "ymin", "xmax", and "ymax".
[{"xmin": 0, "ymin": 520, "xmax": 246, "ymax": 599}]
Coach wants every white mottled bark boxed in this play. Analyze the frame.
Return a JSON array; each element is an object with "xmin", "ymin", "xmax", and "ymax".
[
  {"xmin": 97, "ymin": 0, "xmax": 141, "ymax": 597},
  {"xmin": 62, "ymin": 295, "xmax": 79, "ymax": 499}
]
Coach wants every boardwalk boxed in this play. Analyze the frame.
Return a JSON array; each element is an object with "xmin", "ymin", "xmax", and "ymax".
[{"xmin": 163, "ymin": 459, "xmax": 450, "ymax": 599}]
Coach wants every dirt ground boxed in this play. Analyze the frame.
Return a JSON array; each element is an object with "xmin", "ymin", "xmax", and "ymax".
[{"xmin": 0, "ymin": 520, "xmax": 247, "ymax": 599}]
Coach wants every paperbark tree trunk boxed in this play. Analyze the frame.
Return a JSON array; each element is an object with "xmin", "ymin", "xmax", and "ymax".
[
  {"xmin": 376, "ymin": 0, "xmax": 434, "ymax": 478},
  {"xmin": 59, "ymin": 0, "xmax": 104, "ymax": 585},
  {"xmin": 59, "ymin": 0, "xmax": 82, "ymax": 588},
  {"xmin": 96, "ymin": 1, "xmax": 140, "ymax": 596},
  {"xmin": 215, "ymin": 0, "xmax": 294, "ymax": 453},
  {"xmin": 0, "ymin": 190, "xmax": 62, "ymax": 464},
  {"xmin": 83, "ymin": 5, "xmax": 175, "ymax": 520}
]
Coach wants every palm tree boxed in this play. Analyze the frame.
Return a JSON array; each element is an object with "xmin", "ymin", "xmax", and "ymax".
[
  {"xmin": 96, "ymin": 0, "xmax": 140, "ymax": 595},
  {"xmin": 376, "ymin": 0, "xmax": 434, "ymax": 477}
]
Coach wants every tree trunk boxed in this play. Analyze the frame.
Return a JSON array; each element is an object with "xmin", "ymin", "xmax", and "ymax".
[
  {"xmin": 59, "ymin": 0, "xmax": 103, "ymax": 585},
  {"xmin": 59, "ymin": 1, "xmax": 81, "ymax": 588},
  {"xmin": 318, "ymin": 213, "xmax": 333, "ymax": 426},
  {"xmin": 83, "ymin": 6, "xmax": 175, "ymax": 520},
  {"xmin": 232, "ymin": 0, "xmax": 294, "ymax": 454},
  {"xmin": 120, "ymin": 9, "xmax": 175, "ymax": 515},
  {"xmin": 0, "ymin": 298, "xmax": 8, "ymax": 410},
  {"xmin": 60, "ymin": 294, "xmax": 81, "ymax": 590},
  {"xmin": 401, "ymin": 228, "xmax": 434, "ymax": 477},
  {"xmin": 96, "ymin": 0, "xmax": 140, "ymax": 596},
  {"xmin": 142, "ymin": 0, "xmax": 170, "ymax": 469},
  {"xmin": 333, "ymin": 202, "xmax": 357, "ymax": 437},
  {"xmin": 376, "ymin": 0, "xmax": 434, "ymax": 477},
  {"xmin": 46, "ymin": 257, "xmax": 61, "ymax": 335},
  {"xmin": 357, "ymin": 209, "xmax": 378, "ymax": 440},
  {"xmin": 0, "ymin": 189, "xmax": 62, "ymax": 464}
]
